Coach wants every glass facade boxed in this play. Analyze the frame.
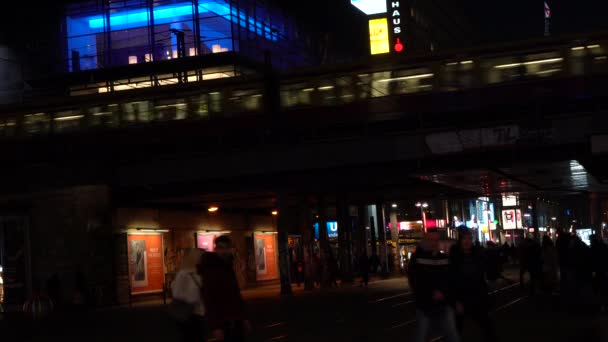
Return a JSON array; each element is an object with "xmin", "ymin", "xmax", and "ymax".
[{"xmin": 64, "ymin": 0, "xmax": 297, "ymax": 72}]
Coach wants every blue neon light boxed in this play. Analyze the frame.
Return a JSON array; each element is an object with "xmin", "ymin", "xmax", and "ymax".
[{"xmin": 86, "ymin": 1, "xmax": 280, "ymax": 41}]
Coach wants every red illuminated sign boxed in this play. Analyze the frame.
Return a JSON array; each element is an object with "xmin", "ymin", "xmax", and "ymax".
[{"xmin": 394, "ymin": 38, "xmax": 403, "ymax": 52}]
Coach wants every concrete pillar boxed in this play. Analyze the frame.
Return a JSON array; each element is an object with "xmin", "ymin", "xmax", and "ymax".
[
  {"xmin": 317, "ymin": 196, "xmax": 331, "ymax": 288},
  {"xmin": 276, "ymin": 195, "xmax": 292, "ymax": 295},
  {"xmin": 375, "ymin": 202, "xmax": 388, "ymax": 274},
  {"xmin": 298, "ymin": 196, "xmax": 315, "ymax": 291},
  {"xmin": 357, "ymin": 204, "xmax": 368, "ymax": 257},
  {"xmin": 389, "ymin": 211, "xmax": 398, "ymax": 274},
  {"xmin": 337, "ymin": 195, "xmax": 353, "ymax": 282},
  {"xmin": 590, "ymin": 192, "xmax": 602, "ymax": 235}
]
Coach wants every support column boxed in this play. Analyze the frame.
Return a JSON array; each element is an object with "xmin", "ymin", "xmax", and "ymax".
[
  {"xmin": 357, "ymin": 204, "xmax": 368, "ymax": 257},
  {"xmin": 337, "ymin": 195, "xmax": 353, "ymax": 282},
  {"xmin": 276, "ymin": 195, "xmax": 292, "ymax": 295},
  {"xmin": 299, "ymin": 196, "xmax": 315, "ymax": 291},
  {"xmin": 375, "ymin": 202, "xmax": 388, "ymax": 274},
  {"xmin": 590, "ymin": 192, "xmax": 602, "ymax": 235},
  {"xmin": 317, "ymin": 195, "xmax": 330, "ymax": 288},
  {"xmin": 389, "ymin": 210, "xmax": 398, "ymax": 274}
]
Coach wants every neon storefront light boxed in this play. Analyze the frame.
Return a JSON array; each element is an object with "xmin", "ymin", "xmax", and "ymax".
[{"xmin": 87, "ymin": 1, "xmax": 280, "ymax": 41}]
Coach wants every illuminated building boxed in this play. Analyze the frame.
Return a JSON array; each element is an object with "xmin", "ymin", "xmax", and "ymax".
[{"xmin": 60, "ymin": 0, "xmax": 311, "ymax": 95}]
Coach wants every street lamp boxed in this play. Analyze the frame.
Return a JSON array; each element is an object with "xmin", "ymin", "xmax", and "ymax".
[{"xmin": 416, "ymin": 202, "xmax": 429, "ymax": 233}]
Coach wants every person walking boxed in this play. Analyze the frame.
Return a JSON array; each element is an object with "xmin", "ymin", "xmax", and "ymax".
[
  {"xmin": 171, "ymin": 248, "xmax": 206, "ymax": 342},
  {"xmin": 450, "ymin": 229, "xmax": 496, "ymax": 342},
  {"xmin": 591, "ymin": 235, "xmax": 608, "ymax": 312},
  {"xmin": 541, "ymin": 235, "xmax": 559, "ymax": 295},
  {"xmin": 198, "ymin": 236, "xmax": 250, "ymax": 342},
  {"xmin": 520, "ymin": 236, "xmax": 542, "ymax": 296},
  {"xmin": 556, "ymin": 231, "xmax": 573, "ymax": 303},
  {"xmin": 408, "ymin": 231, "xmax": 460, "ymax": 342},
  {"xmin": 358, "ymin": 251, "xmax": 371, "ymax": 287}
]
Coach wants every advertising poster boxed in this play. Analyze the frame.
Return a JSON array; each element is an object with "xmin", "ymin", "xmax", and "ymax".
[
  {"xmin": 254, "ymin": 233, "xmax": 278, "ymax": 281},
  {"xmin": 502, "ymin": 209, "xmax": 523, "ymax": 229},
  {"xmin": 196, "ymin": 233, "xmax": 216, "ymax": 251},
  {"xmin": 127, "ymin": 234, "xmax": 164, "ymax": 294},
  {"xmin": 502, "ymin": 210, "xmax": 517, "ymax": 229},
  {"xmin": 368, "ymin": 18, "xmax": 390, "ymax": 55}
]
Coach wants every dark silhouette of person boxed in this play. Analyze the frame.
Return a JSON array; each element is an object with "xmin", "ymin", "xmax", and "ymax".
[
  {"xmin": 409, "ymin": 231, "xmax": 460, "ymax": 342},
  {"xmin": 541, "ymin": 236, "xmax": 559, "ymax": 295},
  {"xmin": 358, "ymin": 251, "xmax": 370, "ymax": 287},
  {"xmin": 198, "ymin": 235, "xmax": 250, "ymax": 342},
  {"xmin": 519, "ymin": 236, "xmax": 542, "ymax": 296},
  {"xmin": 450, "ymin": 229, "xmax": 496, "ymax": 342},
  {"xmin": 556, "ymin": 230, "xmax": 572, "ymax": 300},
  {"xmin": 591, "ymin": 234, "xmax": 608, "ymax": 312}
]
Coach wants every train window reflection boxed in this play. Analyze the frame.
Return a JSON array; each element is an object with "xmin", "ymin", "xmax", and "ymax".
[
  {"xmin": 89, "ymin": 104, "xmax": 119, "ymax": 127},
  {"xmin": 373, "ymin": 69, "xmax": 434, "ymax": 95},
  {"xmin": 0, "ymin": 118, "xmax": 18, "ymax": 138},
  {"xmin": 122, "ymin": 101, "xmax": 151, "ymax": 123},
  {"xmin": 154, "ymin": 99, "xmax": 187, "ymax": 121},
  {"xmin": 230, "ymin": 90, "xmax": 263, "ymax": 112},
  {"xmin": 23, "ymin": 113, "xmax": 51, "ymax": 135},
  {"xmin": 54, "ymin": 110, "xmax": 83, "ymax": 132}
]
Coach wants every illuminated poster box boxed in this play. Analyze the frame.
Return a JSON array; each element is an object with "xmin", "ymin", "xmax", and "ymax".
[{"xmin": 369, "ymin": 18, "xmax": 390, "ymax": 55}]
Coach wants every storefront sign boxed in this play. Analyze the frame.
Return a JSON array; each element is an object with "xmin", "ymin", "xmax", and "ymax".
[
  {"xmin": 314, "ymin": 221, "xmax": 339, "ymax": 239},
  {"xmin": 389, "ymin": 1, "xmax": 403, "ymax": 52},
  {"xmin": 369, "ymin": 18, "xmax": 390, "ymax": 55},
  {"xmin": 196, "ymin": 233, "xmax": 216, "ymax": 251},
  {"xmin": 502, "ymin": 195, "xmax": 518, "ymax": 207},
  {"xmin": 127, "ymin": 234, "xmax": 164, "ymax": 294},
  {"xmin": 254, "ymin": 233, "xmax": 278, "ymax": 281}
]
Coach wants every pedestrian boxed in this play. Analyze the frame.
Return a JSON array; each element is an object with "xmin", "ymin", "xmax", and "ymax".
[
  {"xmin": 358, "ymin": 251, "xmax": 370, "ymax": 287},
  {"xmin": 387, "ymin": 250, "xmax": 395, "ymax": 274},
  {"xmin": 501, "ymin": 242, "xmax": 511, "ymax": 265},
  {"xmin": 519, "ymin": 236, "xmax": 542, "ymax": 296},
  {"xmin": 171, "ymin": 248, "xmax": 206, "ymax": 342},
  {"xmin": 556, "ymin": 230, "xmax": 572, "ymax": 301},
  {"xmin": 408, "ymin": 231, "xmax": 460, "ymax": 342},
  {"xmin": 571, "ymin": 235, "xmax": 593, "ymax": 312},
  {"xmin": 484, "ymin": 241, "xmax": 504, "ymax": 285},
  {"xmin": 541, "ymin": 235, "xmax": 559, "ymax": 295},
  {"xmin": 450, "ymin": 229, "xmax": 496, "ymax": 342},
  {"xmin": 198, "ymin": 235, "xmax": 251, "ymax": 342},
  {"xmin": 326, "ymin": 249, "xmax": 339, "ymax": 287},
  {"xmin": 591, "ymin": 235, "xmax": 608, "ymax": 311}
]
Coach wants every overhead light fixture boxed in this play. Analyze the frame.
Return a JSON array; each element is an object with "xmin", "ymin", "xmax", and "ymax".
[
  {"xmin": 136, "ymin": 228, "xmax": 169, "ymax": 233},
  {"xmin": 271, "ymin": 210, "xmax": 278, "ymax": 216},
  {"xmin": 391, "ymin": 203, "xmax": 398, "ymax": 208},
  {"xmin": 208, "ymin": 206, "xmax": 219, "ymax": 213}
]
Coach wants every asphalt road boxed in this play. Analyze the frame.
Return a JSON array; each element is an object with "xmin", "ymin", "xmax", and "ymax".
[{"xmin": 3, "ymin": 272, "xmax": 608, "ymax": 342}]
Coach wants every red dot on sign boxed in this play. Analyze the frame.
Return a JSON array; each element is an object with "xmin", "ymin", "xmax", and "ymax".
[{"xmin": 394, "ymin": 38, "xmax": 404, "ymax": 53}]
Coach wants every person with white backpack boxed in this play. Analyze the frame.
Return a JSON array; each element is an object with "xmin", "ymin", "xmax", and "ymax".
[{"xmin": 171, "ymin": 248, "xmax": 206, "ymax": 342}]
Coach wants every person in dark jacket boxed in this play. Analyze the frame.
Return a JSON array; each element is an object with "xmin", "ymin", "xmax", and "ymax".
[
  {"xmin": 519, "ymin": 236, "xmax": 542, "ymax": 296},
  {"xmin": 408, "ymin": 231, "xmax": 460, "ymax": 342},
  {"xmin": 591, "ymin": 235, "xmax": 608, "ymax": 311},
  {"xmin": 358, "ymin": 251, "xmax": 370, "ymax": 287},
  {"xmin": 198, "ymin": 235, "xmax": 250, "ymax": 342},
  {"xmin": 450, "ymin": 229, "xmax": 496, "ymax": 342}
]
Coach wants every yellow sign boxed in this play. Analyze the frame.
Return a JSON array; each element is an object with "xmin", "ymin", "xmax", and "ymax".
[{"xmin": 369, "ymin": 18, "xmax": 390, "ymax": 55}]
